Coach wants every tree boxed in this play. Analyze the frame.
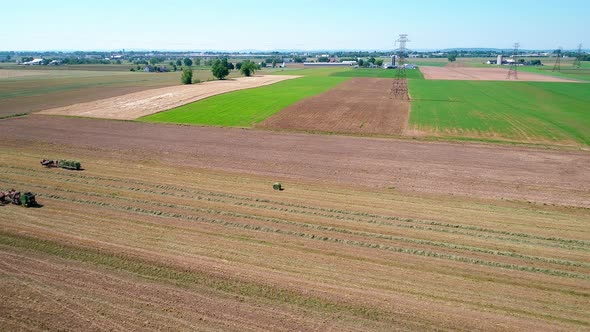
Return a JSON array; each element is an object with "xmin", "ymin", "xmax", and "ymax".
[
  {"xmin": 150, "ymin": 58, "xmax": 159, "ymax": 65},
  {"xmin": 211, "ymin": 59, "xmax": 229, "ymax": 79},
  {"xmin": 375, "ymin": 59, "xmax": 384, "ymax": 66},
  {"xmin": 368, "ymin": 57, "xmax": 376, "ymax": 64},
  {"xmin": 195, "ymin": 58, "xmax": 201, "ymax": 66},
  {"xmin": 227, "ymin": 62, "xmax": 235, "ymax": 70},
  {"xmin": 175, "ymin": 59, "xmax": 182, "ymax": 66},
  {"xmin": 183, "ymin": 58, "xmax": 193, "ymax": 67},
  {"xmin": 447, "ymin": 55, "xmax": 457, "ymax": 62},
  {"xmin": 235, "ymin": 62, "xmax": 242, "ymax": 70},
  {"xmin": 293, "ymin": 55, "xmax": 305, "ymax": 63},
  {"xmin": 271, "ymin": 58, "xmax": 278, "ymax": 68},
  {"xmin": 240, "ymin": 60, "xmax": 259, "ymax": 77},
  {"xmin": 181, "ymin": 67, "xmax": 193, "ymax": 84},
  {"xmin": 357, "ymin": 59, "xmax": 364, "ymax": 67},
  {"xmin": 318, "ymin": 56, "xmax": 329, "ymax": 63}
]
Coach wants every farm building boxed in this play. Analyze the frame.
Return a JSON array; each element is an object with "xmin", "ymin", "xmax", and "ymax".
[{"xmin": 21, "ymin": 58, "xmax": 43, "ymax": 65}]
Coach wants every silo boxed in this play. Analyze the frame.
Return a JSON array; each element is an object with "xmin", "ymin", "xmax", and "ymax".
[{"xmin": 497, "ymin": 55, "xmax": 503, "ymax": 65}]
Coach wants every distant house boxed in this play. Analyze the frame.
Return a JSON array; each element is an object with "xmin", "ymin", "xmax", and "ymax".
[
  {"xmin": 144, "ymin": 65, "xmax": 155, "ymax": 72},
  {"xmin": 21, "ymin": 58, "xmax": 44, "ymax": 65}
]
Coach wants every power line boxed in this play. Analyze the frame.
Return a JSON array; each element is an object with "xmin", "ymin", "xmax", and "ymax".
[
  {"xmin": 506, "ymin": 42, "xmax": 519, "ymax": 80},
  {"xmin": 552, "ymin": 47, "xmax": 562, "ymax": 72},
  {"xmin": 573, "ymin": 43, "xmax": 583, "ymax": 69}
]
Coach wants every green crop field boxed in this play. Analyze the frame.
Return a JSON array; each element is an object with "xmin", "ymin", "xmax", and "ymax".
[
  {"xmin": 407, "ymin": 60, "xmax": 448, "ymax": 67},
  {"xmin": 408, "ymin": 80, "xmax": 590, "ymax": 146},
  {"xmin": 141, "ymin": 76, "xmax": 347, "ymax": 127},
  {"xmin": 331, "ymin": 68, "xmax": 424, "ymax": 79}
]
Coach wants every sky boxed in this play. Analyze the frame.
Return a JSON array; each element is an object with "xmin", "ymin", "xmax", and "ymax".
[{"xmin": 1, "ymin": 0, "xmax": 588, "ymax": 51}]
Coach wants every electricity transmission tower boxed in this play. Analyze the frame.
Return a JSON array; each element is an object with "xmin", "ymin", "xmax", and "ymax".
[
  {"xmin": 552, "ymin": 47, "xmax": 562, "ymax": 72},
  {"xmin": 573, "ymin": 44, "xmax": 583, "ymax": 69},
  {"xmin": 394, "ymin": 34, "xmax": 410, "ymax": 79},
  {"xmin": 507, "ymin": 42, "xmax": 519, "ymax": 79}
]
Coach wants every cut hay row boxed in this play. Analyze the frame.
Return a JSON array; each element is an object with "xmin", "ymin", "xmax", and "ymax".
[
  {"xmin": 4, "ymin": 167, "xmax": 590, "ymax": 254},
  {"xmin": 2, "ymin": 165, "xmax": 588, "ymax": 252},
  {"xmin": 2, "ymin": 169, "xmax": 589, "ymax": 278},
  {"xmin": 4, "ymin": 177, "xmax": 588, "ymax": 271}
]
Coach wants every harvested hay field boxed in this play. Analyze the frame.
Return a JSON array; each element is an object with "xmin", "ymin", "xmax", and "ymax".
[
  {"xmin": 1, "ymin": 115, "xmax": 589, "ymax": 208},
  {"xmin": 258, "ymin": 78, "xmax": 410, "ymax": 135},
  {"xmin": 1, "ymin": 144, "xmax": 589, "ymax": 331},
  {"xmin": 38, "ymin": 75, "xmax": 298, "ymax": 120},
  {"xmin": 420, "ymin": 66, "xmax": 581, "ymax": 82}
]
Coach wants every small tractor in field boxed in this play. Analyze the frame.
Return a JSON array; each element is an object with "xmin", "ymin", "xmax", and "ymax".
[
  {"xmin": 0, "ymin": 189, "xmax": 37, "ymax": 208},
  {"xmin": 41, "ymin": 159, "xmax": 82, "ymax": 170}
]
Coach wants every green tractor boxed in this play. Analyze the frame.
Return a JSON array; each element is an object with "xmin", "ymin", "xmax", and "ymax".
[
  {"xmin": 20, "ymin": 192, "xmax": 37, "ymax": 208},
  {"xmin": 0, "ymin": 190, "xmax": 37, "ymax": 208}
]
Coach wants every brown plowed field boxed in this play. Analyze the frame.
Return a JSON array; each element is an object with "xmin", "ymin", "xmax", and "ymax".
[
  {"xmin": 420, "ymin": 66, "xmax": 580, "ymax": 82},
  {"xmin": 258, "ymin": 78, "xmax": 410, "ymax": 135},
  {"xmin": 38, "ymin": 75, "xmax": 298, "ymax": 120},
  {"xmin": 1, "ymin": 144, "xmax": 589, "ymax": 331},
  {"xmin": 1, "ymin": 115, "xmax": 589, "ymax": 208}
]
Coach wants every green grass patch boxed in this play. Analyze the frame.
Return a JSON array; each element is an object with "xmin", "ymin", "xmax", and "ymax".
[
  {"xmin": 330, "ymin": 68, "xmax": 424, "ymax": 79},
  {"xmin": 408, "ymin": 80, "xmax": 590, "ymax": 146},
  {"xmin": 141, "ymin": 76, "xmax": 347, "ymax": 127},
  {"xmin": 409, "ymin": 60, "xmax": 448, "ymax": 67}
]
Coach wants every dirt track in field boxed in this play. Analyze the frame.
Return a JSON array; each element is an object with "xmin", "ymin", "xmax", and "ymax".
[
  {"xmin": 420, "ymin": 66, "xmax": 580, "ymax": 82},
  {"xmin": 2, "ymin": 115, "xmax": 589, "ymax": 207},
  {"xmin": 257, "ymin": 78, "xmax": 410, "ymax": 135},
  {"xmin": 38, "ymin": 75, "xmax": 298, "ymax": 120}
]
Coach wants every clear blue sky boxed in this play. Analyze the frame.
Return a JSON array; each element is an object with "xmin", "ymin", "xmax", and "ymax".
[{"xmin": 1, "ymin": 0, "xmax": 588, "ymax": 51}]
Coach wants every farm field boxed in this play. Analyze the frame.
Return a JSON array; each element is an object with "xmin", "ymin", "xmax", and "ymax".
[
  {"xmin": 2, "ymin": 115, "xmax": 589, "ymax": 207},
  {"xmin": 0, "ymin": 67, "xmax": 238, "ymax": 118},
  {"xmin": 407, "ymin": 80, "xmax": 590, "ymax": 146},
  {"xmin": 1, "ymin": 135, "xmax": 589, "ymax": 331},
  {"xmin": 419, "ymin": 66, "xmax": 579, "ymax": 82},
  {"xmin": 141, "ymin": 75, "xmax": 347, "ymax": 127},
  {"xmin": 331, "ymin": 68, "xmax": 424, "ymax": 79},
  {"xmin": 141, "ymin": 67, "xmax": 422, "ymax": 128},
  {"xmin": 39, "ymin": 75, "xmax": 298, "ymax": 120},
  {"xmin": 258, "ymin": 78, "xmax": 410, "ymax": 135},
  {"xmin": 515, "ymin": 65, "xmax": 590, "ymax": 82}
]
